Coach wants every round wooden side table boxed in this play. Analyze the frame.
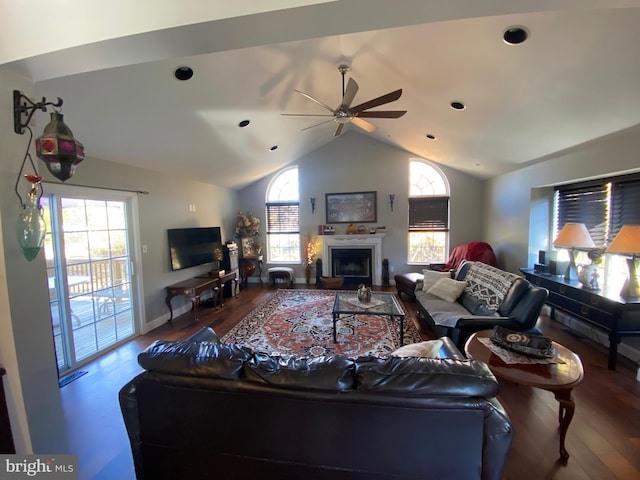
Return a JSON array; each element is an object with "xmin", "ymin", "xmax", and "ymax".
[{"xmin": 465, "ymin": 330, "xmax": 584, "ymax": 462}]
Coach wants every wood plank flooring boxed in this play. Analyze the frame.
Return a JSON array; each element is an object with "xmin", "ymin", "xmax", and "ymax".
[{"xmin": 59, "ymin": 284, "xmax": 640, "ymax": 479}]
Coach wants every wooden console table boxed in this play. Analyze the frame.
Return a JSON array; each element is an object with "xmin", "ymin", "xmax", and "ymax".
[
  {"xmin": 521, "ymin": 268, "xmax": 640, "ymax": 370},
  {"xmin": 166, "ymin": 272, "xmax": 237, "ymax": 321}
]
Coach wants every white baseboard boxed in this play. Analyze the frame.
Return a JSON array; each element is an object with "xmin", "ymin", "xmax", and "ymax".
[{"xmin": 141, "ymin": 303, "xmax": 192, "ymax": 334}]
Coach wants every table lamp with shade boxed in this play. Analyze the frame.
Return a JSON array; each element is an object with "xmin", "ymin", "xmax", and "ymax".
[
  {"xmin": 553, "ymin": 223, "xmax": 596, "ymax": 281},
  {"xmin": 605, "ymin": 225, "xmax": 640, "ymax": 299}
]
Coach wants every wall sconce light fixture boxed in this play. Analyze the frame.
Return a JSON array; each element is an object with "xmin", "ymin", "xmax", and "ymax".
[
  {"xmin": 13, "ymin": 90, "xmax": 85, "ymax": 182},
  {"xmin": 389, "ymin": 194, "xmax": 395, "ymax": 212},
  {"xmin": 310, "ymin": 197, "xmax": 316, "ymax": 214}
]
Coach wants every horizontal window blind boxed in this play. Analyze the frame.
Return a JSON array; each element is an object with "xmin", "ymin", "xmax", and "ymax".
[
  {"xmin": 555, "ymin": 181, "xmax": 609, "ymax": 246},
  {"xmin": 611, "ymin": 176, "xmax": 640, "ymax": 238},
  {"xmin": 266, "ymin": 202, "xmax": 299, "ymax": 234},
  {"xmin": 555, "ymin": 173, "xmax": 640, "ymax": 247},
  {"xmin": 409, "ymin": 196, "xmax": 449, "ymax": 231}
]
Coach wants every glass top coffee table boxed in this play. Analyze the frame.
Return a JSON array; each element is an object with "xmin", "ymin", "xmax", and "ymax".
[{"xmin": 332, "ymin": 292, "xmax": 406, "ymax": 345}]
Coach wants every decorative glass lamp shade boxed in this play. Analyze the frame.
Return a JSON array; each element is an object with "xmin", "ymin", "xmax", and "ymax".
[
  {"xmin": 35, "ymin": 112, "xmax": 84, "ymax": 182},
  {"xmin": 17, "ymin": 175, "xmax": 46, "ymax": 261}
]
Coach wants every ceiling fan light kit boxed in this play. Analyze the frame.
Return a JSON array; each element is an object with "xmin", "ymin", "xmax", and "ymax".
[{"xmin": 283, "ymin": 65, "xmax": 407, "ymax": 136}]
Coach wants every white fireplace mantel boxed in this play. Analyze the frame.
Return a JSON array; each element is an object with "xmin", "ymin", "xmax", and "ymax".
[{"xmin": 320, "ymin": 234, "xmax": 385, "ymax": 285}]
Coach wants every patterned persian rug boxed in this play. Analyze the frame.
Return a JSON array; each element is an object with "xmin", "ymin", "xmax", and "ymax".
[{"xmin": 221, "ymin": 289, "xmax": 422, "ymax": 357}]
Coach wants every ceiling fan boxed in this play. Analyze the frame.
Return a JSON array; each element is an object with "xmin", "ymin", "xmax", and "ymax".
[{"xmin": 282, "ymin": 65, "xmax": 407, "ymax": 136}]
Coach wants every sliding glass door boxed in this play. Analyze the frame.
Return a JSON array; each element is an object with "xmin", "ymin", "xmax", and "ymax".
[{"xmin": 42, "ymin": 187, "xmax": 142, "ymax": 374}]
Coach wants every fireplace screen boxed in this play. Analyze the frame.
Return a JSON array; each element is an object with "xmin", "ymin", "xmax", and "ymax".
[{"xmin": 331, "ymin": 248, "xmax": 372, "ymax": 284}]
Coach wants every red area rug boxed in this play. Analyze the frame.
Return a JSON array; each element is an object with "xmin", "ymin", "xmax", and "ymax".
[{"xmin": 221, "ymin": 289, "xmax": 422, "ymax": 357}]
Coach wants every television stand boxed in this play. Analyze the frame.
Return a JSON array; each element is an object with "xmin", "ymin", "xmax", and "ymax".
[{"xmin": 166, "ymin": 272, "xmax": 237, "ymax": 321}]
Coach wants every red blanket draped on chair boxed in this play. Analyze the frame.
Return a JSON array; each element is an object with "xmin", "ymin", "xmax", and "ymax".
[{"xmin": 438, "ymin": 241, "xmax": 498, "ymax": 271}]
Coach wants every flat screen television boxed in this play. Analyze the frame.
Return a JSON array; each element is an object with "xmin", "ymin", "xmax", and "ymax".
[{"xmin": 168, "ymin": 227, "xmax": 223, "ymax": 271}]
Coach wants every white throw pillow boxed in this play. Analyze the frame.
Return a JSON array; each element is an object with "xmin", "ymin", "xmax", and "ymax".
[
  {"xmin": 427, "ymin": 278, "xmax": 467, "ymax": 302},
  {"xmin": 392, "ymin": 339, "xmax": 444, "ymax": 358},
  {"xmin": 421, "ymin": 269, "xmax": 451, "ymax": 291}
]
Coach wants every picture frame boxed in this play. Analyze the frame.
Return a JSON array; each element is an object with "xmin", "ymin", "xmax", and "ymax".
[
  {"xmin": 241, "ymin": 237, "xmax": 258, "ymax": 257},
  {"xmin": 325, "ymin": 191, "xmax": 377, "ymax": 223}
]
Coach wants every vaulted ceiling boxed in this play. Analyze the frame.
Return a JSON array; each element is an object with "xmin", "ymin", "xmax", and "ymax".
[{"xmin": 5, "ymin": 1, "xmax": 640, "ymax": 189}]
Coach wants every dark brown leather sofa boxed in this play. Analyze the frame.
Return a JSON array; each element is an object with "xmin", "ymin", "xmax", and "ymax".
[{"xmin": 119, "ymin": 327, "xmax": 513, "ymax": 480}]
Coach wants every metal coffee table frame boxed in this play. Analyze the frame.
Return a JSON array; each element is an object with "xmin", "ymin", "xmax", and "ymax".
[{"xmin": 331, "ymin": 292, "xmax": 406, "ymax": 346}]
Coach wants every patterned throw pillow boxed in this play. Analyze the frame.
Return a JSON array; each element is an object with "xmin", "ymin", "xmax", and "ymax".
[{"xmin": 463, "ymin": 262, "xmax": 519, "ymax": 312}]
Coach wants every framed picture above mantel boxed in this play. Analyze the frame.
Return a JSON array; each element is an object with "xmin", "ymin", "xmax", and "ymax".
[{"xmin": 325, "ymin": 191, "xmax": 377, "ymax": 223}]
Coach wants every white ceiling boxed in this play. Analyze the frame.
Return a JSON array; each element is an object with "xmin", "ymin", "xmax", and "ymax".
[{"xmin": 6, "ymin": 1, "xmax": 640, "ymax": 189}]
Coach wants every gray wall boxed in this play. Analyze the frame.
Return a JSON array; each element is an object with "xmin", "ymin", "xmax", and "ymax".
[
  {"xmin": 1, "ymin": 69, "xmax": 63, "ymax": 453},
  {"xmin": 237, "ymin": 131, "xmax": 487, "ymax": 280},
  {"xmin": 0, "ymin": 69, "xmax": 237, "ymax": 452}
]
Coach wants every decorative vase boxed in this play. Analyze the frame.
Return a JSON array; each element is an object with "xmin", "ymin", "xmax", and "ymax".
[
  {"xmin": 357, "ymin": 284, "xmax": 372, "ymax": 302},
  {"xmin": 242, "ymin": 261, "xmax": 257, "ymax": 277},
  {"xmin": 305, "ymin": 264, "xmax": 312, "ymax": 284},
  {"xmin": 578, "ymin": 264, "xmax": 600, "ymax": 290},
  {"xmin": 17, "ymin": 175, "xmax": 46, "ymax": 262}
]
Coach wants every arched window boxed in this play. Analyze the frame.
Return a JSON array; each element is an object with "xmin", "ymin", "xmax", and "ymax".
[
  {"xmin": 408, "ymin": 160, "xmax": 450, "ymax": 264},
  {"xmin": 266, "ymin": 167, "xmax": 300, "ymax": 262}
]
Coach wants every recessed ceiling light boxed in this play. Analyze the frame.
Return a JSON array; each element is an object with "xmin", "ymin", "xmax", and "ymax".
[
  {"xmin": 270, "ymin": 145, "xmax": 278, "ymax": 151},
  {"xmin": 425, "ymin": 134, "xmax": 436, "ymax": 140},
  {"xmin": 238, "ymin": 120, "xmax": 250, "ymax": 127},
  {"xmin": 174, "ymin": 66, "xmax": 194, "ymax": 81},
  {"xmin": 450, "ymin": 101, "xmax": 466, "ymax": 111},
  {"xmin": 503, "ymin": 26, "xmax": 529, "ymax": 45}
]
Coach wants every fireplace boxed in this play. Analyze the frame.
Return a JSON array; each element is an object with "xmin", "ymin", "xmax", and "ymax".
[
  {"xmin": 320, "ymin": 234, "xmax": 385, "ymax": 285},
  {"xmin": 331, "ymin": 248, "xmax": 372, "ymax": 286}
]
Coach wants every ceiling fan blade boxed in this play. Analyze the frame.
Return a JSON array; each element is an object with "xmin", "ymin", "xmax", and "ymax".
[
  {"xmin": 301, "ymin": 119, "xmax": 335, "ymax": 131},
  {"xmin": 351, "ymin": 117, "xmax": 377, "ymax": 133},
  {"xmin": 294, "ymin": 89, "xmax": 335, "ymax": 113},
  {"xmin": 281, "ymin": 113, "xmax": 335, "ymax": 117},
  {"xmin": 334, "ymin": 123, "xmax": 345, "ymax": 136},
  {"xmin": 351, "ymin": 89, "xmax": 403, "ymax": 114},
  {"xmin": 341, "ymin": 78, "xmax": 359, "ymax": 109},
  {"xmin": 356, "ymin": 110, "xmax": 407, "ymax": 119}
]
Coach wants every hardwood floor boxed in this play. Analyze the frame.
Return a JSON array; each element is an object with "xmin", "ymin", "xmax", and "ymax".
[{"xmin": 60, "ymin": 284, "xmax": 640, "ymax": 479}]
